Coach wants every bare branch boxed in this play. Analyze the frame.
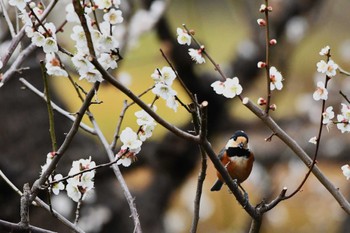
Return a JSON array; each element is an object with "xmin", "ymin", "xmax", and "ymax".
[
  {"xmin": 242, "ymin": 97, "xmax": 350, "ymax": 214},
  {"xmin": 89, "ymin": 114, "xmax": 142, "ymax": 233},
  {"xmin": 19, "ymin": 78, "xmax": 96, "ymax": 135}
]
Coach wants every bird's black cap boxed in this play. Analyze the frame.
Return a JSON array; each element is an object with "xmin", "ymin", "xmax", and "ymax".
[{"xmin": 231, "ymin": 130, "xmax": 248, "ymax": 142}]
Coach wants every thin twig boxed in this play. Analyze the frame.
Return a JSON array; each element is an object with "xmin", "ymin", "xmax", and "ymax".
[
  {"xmin": 0, "ymin": 0, "xmax": 59, "ymax": 71},
  {"xmin": 49, "ymin": 156, "xmax": 122, "ymax": 185},
  {"xmin": 1, "ymin": 168, "xmax": 84, "ymax": 232},
  {"xmin": 182, "ymin": 24, "xmax": 228, "ymax": 82},
  {"xmin": 40, "ymin": 61, "xmax": 57, "ymax": 152},
  {"xmin": 88, "ymin": 113, "xmax": 143, "ymax": 233},
  {"xmin": 19, "ymin": 78, "xmax": 96, "ymax": 134},
  {"xmin": 189, "ymin": 100, "xmax": 208, "ymax": 233},
  {"xmin": 263, "ymin": 0, "xmax": 272, "ymax": 114},
  {"xmin": 339, "ymin": 90, "xmax": 350, "ymax": 104},
  {"xmin": 0, "ymin": 219, "xmax": 57, "ymax": 233},
  {"xmin": 242, "ymin": 97, "xmax": 350, "ymax": 214},
  {"xmin": 90, "ymin": 57, "xmax": 199, "ymax": 143},
  {"xmin": 0, "ymin": 0, "xmax": 16, "ymax": 38},
  {"xmin": 30, "ymin": 83, "xmax": 100, "ymax": 203},
  {"xmin": 159, "ymin": 48, "xmax": 196, "ymax": 103}
]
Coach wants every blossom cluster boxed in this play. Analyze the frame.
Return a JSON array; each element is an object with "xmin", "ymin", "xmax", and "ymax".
[
  {"xmin": 40, "ymin": 153, "xmax": 96, "ymax": 202},
  {"xmin": 211, "ymin": 77, "xmax": 243, "ymax": 98},
  {"xmin": 14, "ymin": 0, "xmax": 123, "ymax": 82},
  {"xmin": 176, "ymin": 26, "xmax": 244, "ymax": 99},
  {"xmin": 151, "ymin": 66, "xmax": 178, "ymax": 112},
  {"xmin": 116, "ymin": 105, "xmax": 157, "ymax": 167},
  {"xmin": 310, "ymin": 46, "xmax": 350, "ymax": 134},
  {"xmin": 176, "ymin": 28, "xmax": 205, "ymax": 64}
]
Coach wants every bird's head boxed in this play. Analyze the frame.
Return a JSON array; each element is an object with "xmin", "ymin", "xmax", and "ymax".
[{"xmin": 226, "ymin": 130, "xmax": 249, "ymax": 150}]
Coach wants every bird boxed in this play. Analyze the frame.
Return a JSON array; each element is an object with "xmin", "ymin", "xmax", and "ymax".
[{"xmin": 210, "ymin": 130, "xmax": 254, "ymax": 192}]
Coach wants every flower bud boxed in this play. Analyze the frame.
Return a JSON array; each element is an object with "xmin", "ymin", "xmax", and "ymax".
[
  {"xmin": 269, "ymin": 104, "xmax": 277, "ymax": 111},
  {"xmin": 257, "ymin": 18, "xmax": 266, "ymax": 26},
  {"xmin": 269, "ymin": 39, "xmax": 277, "ymax": 45},
  {"xmin": 259, "ymin": 4, "xmax": 267, "ymax": 12},
  {"xmin": 257, "ymin": 61, "xmax": 266, "ymax": 68},
  {"xmin": 257, "ymin": 97, "xmax": 267, "ymax": 106}
]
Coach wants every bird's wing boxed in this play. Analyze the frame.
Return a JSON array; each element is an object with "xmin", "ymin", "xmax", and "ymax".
[{"xmin": 218, "ymin": 147, "xmax": 226, "ymax": 160}]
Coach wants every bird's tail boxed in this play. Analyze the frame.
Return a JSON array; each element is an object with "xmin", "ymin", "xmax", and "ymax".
[{"xmin": 210, "ymin": 179, "xmax": 223, "ymax": 191}]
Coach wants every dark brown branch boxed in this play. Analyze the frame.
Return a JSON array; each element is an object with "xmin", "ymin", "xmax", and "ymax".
[
  {"xmin": 242, "ymin": 97, "xmax": 350, "ymax": 214},
  {"xmin": 0, "ymin": 219, "xmax": 57, "ymax": 233},
  {"xmin": 90, "ymin": 56, "xmax": 199, "ymax": 143}
]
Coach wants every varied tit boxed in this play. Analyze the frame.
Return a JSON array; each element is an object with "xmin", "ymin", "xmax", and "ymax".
[{"xmin": 211, "ymin": 130, "xmax": 254, "ymax": 192}]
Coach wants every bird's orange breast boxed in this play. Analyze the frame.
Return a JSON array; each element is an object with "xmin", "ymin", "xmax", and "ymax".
[{"xmin": 217, "ymin": 152, "xmax": 254, "ymax": 183}]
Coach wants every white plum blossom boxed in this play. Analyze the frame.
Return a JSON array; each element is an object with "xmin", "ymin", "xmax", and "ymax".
[
  {"xmin": 151, "ymin": 66, "xmax": 176, "ymax": 86},
  {"xmin": 72, "ymin": 54, "xmax": 94, "ymax": 73},
  {"xmin": 269, "ymin": 66, "xmax": 283, "ymax": 91},
  {"xmin": 135, "ymin": 107, "xmax": 157, "ymax": 141},
  {"xmin": 120, "ymin": 127, "xmax": 142, "ymax": 152},
  {"xmin": 99, "ymin": 34, "xmax": 119, "ymax": 52},
  {"xmin": 337, "ymin": 104, "xmax": 350, "ymax": 133},
  {"xmin": 66, "ymin": 182, "xmax": 82, "ymax": 202},
  {"xmin": 71, "ymin": 25, "xmax": 88, "ymax": 50},
  {"xmin": 177, "ymin": 28, "xmax": 191, "ymax": 46},
  {"xmin": 40, "ymin": 152, "xmax": 56, "ymax": 176},
  {"xmin": 8, "ymin": 0, "xmax": 31, "ymax": 10},
  {"xmin": 336, "ymin": 115, "xmax": 350, "ymax": 133},
  {"xmin": 309, "ymin": 136, "xmax": 317, "ymax": 145},
  {"xmin": 341, "ymin": 164, "xmax": 350, "ymax": 180},
  {"xmin": 98, "ymin": 53, "xmax": 118, "ymax": 70},
  {"xmin": 39, "ymin": 22, "xmax": 57, "ymax": 39},
  {"xmin": 20, "ymin": 10, "xmax": 32, "ymax": 27},
  {"xmin": 116, "ymin": 155, "xmax": 132, "ymax": 167},
  {"xmin": 188, "ymin": 48, "xmax": 205, "ymax": 64},
  {"xmin": 166, "ymin": 95, "xmax": 179, "ymax": 112},
  {"xmin": 313, "ymin": 81, "xmax": 328, "ymax": 101},
  {"xmin": 45, "ymin": 53, "xmax": 68, "ymax": 77},
  {"xmin": 103, "ymin": 9, "xmax": 123, "ymax": 24},
  {"xmin": 211, "ymin": 77, "xmax": 243, "ymax": 98},
  {"xmin": 135, "ymin": 108, "xmax": 156, "ymax": 127},
  {"xmin": 94, "ymin": 0, "xmax": 113, "ymax": 9},
  {"xmin": 31, "ymin": 32, "xmax": 45, "ymax": 47},
  {"xmin": 322, "ymin": 106, "xmax": 334, "ymax": 125},
  {"xmin": 222, "ymin": 77, "xmax": 243, "ymax": 98},
  {"xmin": 152, "ymin": 83, "xmax": 177, "ymax": 100},
  {"xmin": 51, "ymin": 174, "xmax": 65, "ymax": 195},
  {"xmin": 138, "ymin": 124, "xmax": 155, "ymax": 142},
  {"xmin": 66, "ymin": 157, "xmax": 96, "ymax": 202},
  {"xmin": 79, "ymin": 68, "xmax": 103, "ymax": 83},
  {"xmin": 65, "ymin": 4, "xmax": 80, "ymax": 23},
  {"xmin": 43, "ymin": 37, "xmax": 58, "ymax": 54},
  {"xmin": 116, "ymin": 127, "xmax": 143, "ymax": 167},
  {"xmin": 210, "ymin": 81, "xmax": 225, "ymax": 95},
  {"xmin": 316, "ymin": 59, "xmax": 338, "ymax": 77},
  {"xmin": 319, "ymin": 46, "xmax": 330, "ymax": 56}
]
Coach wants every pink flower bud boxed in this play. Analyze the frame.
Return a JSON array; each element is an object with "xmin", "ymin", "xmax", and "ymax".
[
  {"xmin": 257, "ymin": 61, "xmax": 266, "ymax": 68},
  {"xmin": 257, "ymin": 18, "xmax": 266, "ymax": 26},
  {"xmin": 269, "ymin": 39, "xmax": 277, "ymax": 45},
  {"xmin": 257, "ymin": 97, "xmax": 267, "ymax": 106},
  {"xmin": 259, "ymin": 4, "xmax": 267, "ymax": 12},
  {"xmin": 269, "ymin": 104, "xmax": 277, "ymax": 111},
  {"xmin": 267, "ymin": 6, "xmax": 273, "ymax": 12}
]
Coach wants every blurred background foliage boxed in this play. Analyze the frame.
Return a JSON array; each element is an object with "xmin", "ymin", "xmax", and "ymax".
[{"xmin": 3, "ymin": 0, "xmax": 350, "ymax": 232}]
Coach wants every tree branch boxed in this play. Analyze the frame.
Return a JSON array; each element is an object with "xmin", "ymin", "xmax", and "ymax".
[{"xmin": 242, "ymin": 97, "xmax": 350, "ymax": 214}]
